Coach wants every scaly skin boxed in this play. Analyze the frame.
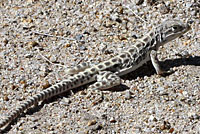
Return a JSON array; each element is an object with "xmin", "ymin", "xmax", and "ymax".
[{"xmin": 0, "ymin": 19, "xmax": 190, "ymax": 129}]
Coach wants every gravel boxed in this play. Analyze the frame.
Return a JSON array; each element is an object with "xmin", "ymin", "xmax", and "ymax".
[{"xmin": 0, "ymin": 0, "xmax": 199, "ymax": 133}]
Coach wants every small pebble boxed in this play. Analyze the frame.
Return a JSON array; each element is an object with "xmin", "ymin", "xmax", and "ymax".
[
  {"xmin": 169, "ymin": 128, "xmax": 174, "ymax": 133},
  {"xmin": 75, "ymin": 34, "xmax": 84, "ymax": 41},
  {"xmin": 125, "ymin": 90, "xmax": 132, "ymax": 99},
  {"xmin": 3, "ymin": 39, "xmax": 8, "ymax": 44},
  {"xmin": 110, "ymin": 117, "xmax": 117, "ymax": 123},
  {"xmin": 135, "ymin": 0, "xmax": 144, "ymax": 5},
  {"xmin": 50, "ymin": 55, "xmax": 57, "ymax": 62},
  {"xmin": 27, "ymin": 41, "xmax": 39, "ymax": 48},
  {"xmin": 88, "ymin": 120, "xmax": 97, "ymax": 126},
  {"xmin": 41, "ymin": 80, "xmax": 51, "ymax": 89},
  {"xmin": 3, "ymin": 95, "xmax": 9, "ymax": 101}
]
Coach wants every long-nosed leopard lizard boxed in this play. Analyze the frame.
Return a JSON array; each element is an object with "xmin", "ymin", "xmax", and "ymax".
[{"xmin": 0, "ymin": 19, "xmax": 191, "ymax": 129}]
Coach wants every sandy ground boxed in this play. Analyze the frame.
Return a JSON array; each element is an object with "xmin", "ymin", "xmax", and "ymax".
[{"xmin": 0, "ymin": 0, "xmax": 200, "ymax": 133}]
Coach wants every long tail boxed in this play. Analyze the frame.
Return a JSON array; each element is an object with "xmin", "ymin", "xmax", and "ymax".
[
  {"xmin": 0, "ymin": 78, "xmax": 75, "ymax": 129},
  {"xmin": 0, "ymin": 63, "xmax": 96, "ymax": 129}
]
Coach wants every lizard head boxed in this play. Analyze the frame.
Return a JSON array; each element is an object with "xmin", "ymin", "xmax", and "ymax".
[{"xmin": 156, "ymin": 19, "xmax": 191, "ymax": 44}]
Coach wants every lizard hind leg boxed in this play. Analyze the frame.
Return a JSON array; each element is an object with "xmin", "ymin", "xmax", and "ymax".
[{"xmin": 89, "ymin": 71, "xmax": 121, "ymax": 90}]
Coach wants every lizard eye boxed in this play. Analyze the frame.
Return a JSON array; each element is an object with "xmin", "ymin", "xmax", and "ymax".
[
  {"xmin": 172, "ymin": 26, "xmax": 178, "ymax": 31},
  {"xmin": 173, "ymin": 26, "xmax": 178, "ymax": 30},
  {"xmin": 172, "ymin": 25, "xmax": 182, "ymax": 31}
]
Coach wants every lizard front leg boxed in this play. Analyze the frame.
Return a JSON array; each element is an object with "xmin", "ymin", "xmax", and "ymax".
[{"xmin": 150, "ymin": 50, "xmax": 173, "ymax": 75}]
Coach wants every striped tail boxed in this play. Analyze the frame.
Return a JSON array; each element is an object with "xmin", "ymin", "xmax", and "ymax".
[{"xmin": 0, "ymin": 79, "xmax": 74, "ymax": 129}]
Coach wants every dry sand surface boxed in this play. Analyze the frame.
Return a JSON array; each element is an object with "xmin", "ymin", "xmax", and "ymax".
[{"xmin": 0, "ymin": 0, "xmax": 200, "ymax": 133}]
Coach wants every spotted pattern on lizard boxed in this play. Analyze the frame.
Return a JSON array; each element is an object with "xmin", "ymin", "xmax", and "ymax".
[{"xmin": 0, "ymin": 19, "xmax": 191, "ymax": 129}]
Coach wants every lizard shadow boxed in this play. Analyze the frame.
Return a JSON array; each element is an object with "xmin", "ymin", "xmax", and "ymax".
[
  {"xmin": 2, "ymin": 56, "xmax": 199, "ymax": 133},
  {"xmin": 1, "ymin": 86, "xmax": 127, "ymax": 132},
  {"xmin": 1, "ymin": 92, "xmax": 73, "ymax": 133},
  {"xmin": 122, "ymin": 56, "xmax": 200, "ymax": 81},
  {"xmin": 1, "ymin": 104, "xmax": 45, "ymax": 133},
  {"xmin": 1, "ymin": 85, "xmax": 92, "ymax": 133}
]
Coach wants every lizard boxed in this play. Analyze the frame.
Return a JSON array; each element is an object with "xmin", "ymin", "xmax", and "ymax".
[{"xmin": 0, "ymin": 19, "xmax": 191, "ymax": 129}]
